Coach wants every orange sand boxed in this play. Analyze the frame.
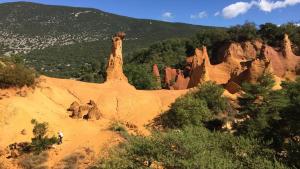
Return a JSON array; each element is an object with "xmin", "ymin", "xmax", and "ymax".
[{"xmin": 0, "ymin": 76, "xmax": 187, "ymax": 168}]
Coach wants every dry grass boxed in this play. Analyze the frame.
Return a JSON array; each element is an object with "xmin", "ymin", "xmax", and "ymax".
[{"xmin": 18, "ymin": 152, "xmax": 49, "ymax": 169}]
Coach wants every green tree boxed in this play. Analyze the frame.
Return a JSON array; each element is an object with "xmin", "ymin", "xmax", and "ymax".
[
  {"xmin": 258, "ymin": 23, "xmax": 282, "ymax": 47},
  {"xmin": 237, "ymin": 74, "xmax": 288, "ymax": 138},
  {"xmin": 30, "ymin": 119, "xmax": 58, "ymax": 154},
  {"xmin": 159, "ymin": 82, "xmax": 231, "ymax": 129},
  {"xmin": 124, "ymin": 64, "xmax": 161, "ymax": 90},
  {"xmin": 185, "ymin": 29, "xmax": 229, "ymax": 63},
  {"xmin": 228, "ymin": 22, "xmax": 258, "ymax": 42},
  {"xmin": 160, "ymin": 94, "xmax": 212, "ymax": 128}
]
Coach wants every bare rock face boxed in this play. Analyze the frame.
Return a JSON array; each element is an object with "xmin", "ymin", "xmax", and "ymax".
[
  {"xmin": 283, "ymin": 34, "xmax": 294, "ymax": 58},
  {"xmin": 152, "ymin": 64, "xmax": 161, "ymax": 88},
  {"xmin": 170, "ymin": 71, "xmax": 190, "ymax": 90},
  {"xmin": 164, "ymin": 67, "xmax": 178, "ymax": 88},
  {"xmin": 106, "ymin": 32, "xmax": 128, "ymax": 82},
  {"xmin": 161, "ymin": 34, "xmax": 299, "ymax": 91}
]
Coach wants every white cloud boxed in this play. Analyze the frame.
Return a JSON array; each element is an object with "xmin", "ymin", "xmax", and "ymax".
[
  {"xmin": 257, "ymin": 0, "xmax": 300, "ymax": 12},
  {"xmin": 162, "ymin": 12, "xmax": 174, "ymax": 19},
  {"xmin": 190, "ymin": 11, "xmax": 208, "ymax": 19},
  {"xmin": 214, "ymin": 11, "xmax": 220, "ymax": 16},
  {"xmin": 294, "ymin": 23, "xmax": 300, "ymax": 26},
  {"xmin": 222, "ymin": 0, "xmax": 300, "ymax": 19},
  {"xmin": 222, "ymin": 2, "xmax": 254, "ymax": 19}
]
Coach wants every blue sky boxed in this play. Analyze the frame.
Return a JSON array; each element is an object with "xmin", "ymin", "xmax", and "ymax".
[{"xmin": 0, "ymin": 0, "xmax": 299, "ymax": 27}]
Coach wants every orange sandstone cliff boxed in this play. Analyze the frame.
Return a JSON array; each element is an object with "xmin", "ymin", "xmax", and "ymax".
[{"xmin": 159, "ymin": 34, "xmax": 300, "ymax": 91}]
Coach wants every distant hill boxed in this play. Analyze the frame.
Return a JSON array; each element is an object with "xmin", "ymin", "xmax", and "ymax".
[{"xmin": 0, "ymin": 1, "xmax": 222, "ymax": 78}]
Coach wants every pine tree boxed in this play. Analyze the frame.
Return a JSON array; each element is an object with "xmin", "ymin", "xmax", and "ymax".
[{"xmin": 237, "ymin": 74, "xmax": 288, "ymax": 137}]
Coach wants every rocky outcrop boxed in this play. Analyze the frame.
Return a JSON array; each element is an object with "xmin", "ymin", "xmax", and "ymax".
[
  {"xmin": 283, "ymin": 34, "xmax": 294, "ymax": 58},
  {"xmin": 160, "ymin": 34, "xmax": 299, "ymax": 92},
  {"xmin": 170, "ymin": 72, "xmax": 190, "ymax": 90},
  {"xmin": 67, "ymin": 100, "xmax": 102, "ymax": 120},
  {"xmin": 152, "ymin": 64, "xmax": 161, "ymax": 88},
  {"xmin": 164, "ymin": 67, "xmax": 178, "ymax": 88},
  {"xmin": 106, "ymin": 32, "xmax": 128, "ymax": 82}
]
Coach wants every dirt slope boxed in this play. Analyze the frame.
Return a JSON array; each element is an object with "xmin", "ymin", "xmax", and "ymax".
[{"xmin": 0, "ymin": 76, "xmax": 187, "ymax": 168}]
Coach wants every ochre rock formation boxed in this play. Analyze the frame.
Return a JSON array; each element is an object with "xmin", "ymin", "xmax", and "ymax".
[
  {"xmin": 164, "ymin": 67, "xmax": 177, "ymax": 88},
  {"xmin": 157, "ymin": 34, "xmax": 300, "ymax": 92},
  {"xmin": 106, "ymin": 32, "xmax": 128, "ymax": 82},
  {"xmin": 152, "ymin": 64, "xmax": 161, "ymax": 88}
]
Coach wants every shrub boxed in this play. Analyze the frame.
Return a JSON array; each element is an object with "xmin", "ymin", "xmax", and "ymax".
[
  {"xmin": 0, "ymin": 59, "xmax": 37, "ymax": 88},
  {"xmin": 95, "ymin": 126, "xmax": 287, "ymax": 169},
  {"xmin": 195, "ymin": 81, "xmax": 231, "ymax": 114},
  {"xmin": 159, "ymin": 82, "xmax": 232, "ymax": 129},
  {"xmin": 237, "ymin": 74, "xmax": 288, "ymax": 138},
  {"xmin": 18, "ymin": 151, "xmax": 48, "ymax": 169},
  {"xmin": 160, "ymin": 94, "xmax": 212, "ymax": 128},
  {"xmin": 109, "ymin": 121, "xmax": 127, "ymax": 133},
  {"xmin": 30, "ymin": 119, "xmax": 58, "ymax": 154},
  {"xmin": 124, "ymin": 64, "xmax": 161, "ymax": 90}
]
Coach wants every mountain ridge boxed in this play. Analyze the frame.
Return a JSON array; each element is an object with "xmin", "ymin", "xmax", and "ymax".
[{"xmin": 0, "ymin": 1, "xmax": 220, "ymax": 55}]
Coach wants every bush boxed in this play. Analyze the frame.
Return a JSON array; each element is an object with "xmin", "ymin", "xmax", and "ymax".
[
  {"xmin": 18, "ymin": 151, "xmax": 48, "ymax": 169},
  {"xmin": 95, "ymin": 126, "xmax": 287, "ymax": 169},
  {"xmin": 228, "ymin": 22, "xmax": 258, "ymax": 42},
  {"xmin": 30, "ymin": 119, "xmax": 58, "ymax": 154},
  {"xmin": 195, "ymin": 81, "xmax": 231, "ymax": 114},
  {"xmin": 159, "ymin": 82, "xmax": 232, "ymax": 129},
  {"xmin": 0, "ymin": 59, "xmax": 37, "ymax": 88},
  {"xmin": 237, "ymin": 74, "xmax": 288, "ymax": 138},
  {"xmin": 160, "ymin": 94, "xmax": 212, "ymax": 128},
  {"xmin": 109, "ymin": 121, "xmax": 127, "ymax": 133},
  {"xmin": 124, "ymin": 64, "xmax": 161, "ymax": 90},
  {"xmin": 185, "ymin": 28, "xmax": 229, "ymax": 63}
]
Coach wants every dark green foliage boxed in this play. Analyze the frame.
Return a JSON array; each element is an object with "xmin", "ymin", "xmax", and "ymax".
[
  {"xmin": 228, "ymin": 22, "xmax": 258, "ymax": 42},
  {"xmin": 30, "ymin": 119, "xmax": 58, "ymax": 154},
  {"xmin": 96, "ymin": 126, "xmax": 286, "ymax": 169},
  {"xmin": 124, "ymin": 64, "xmax": 161, "ymax": 90},
  {"xmin": 259, "ymin": 23, "xmax": 283, "ymax": 47},
  {"xmin": 259, "ymin": 22, "xmax": 300, "ymax": 54},
  {"xmin": 237, "ymin": 74, "xmax": 288, "ymax": 137},
  {"xmin": 126, "ymin": 38, "xmax": 188, "ymax": 68},
  {"xmin": 280, "ymin": 78, "xmax": 300, "ymax": 137},
  {"xmin": 195, "ymin": 82, "xmax": 230, "ymax": 114},
  {"xmin": 274, "ymin": 79, "xmax": 300, "ymax": 168},
  {"xmin": 0, "ymin": 57, "xmax": 37, "ymax": 88},
  {"xmin": 280, "ymin": 23, "xmax": 300, "ymax": 55},
  {"xmin": 95, "ymin": 76, "xmax": 300, "ymax": 169},
  {"xmin": 160, "ymin": 94, "xmax": 212, "ymax": 128},
  {"xmin": 185, "ymin": 29, "xmax": 229, "ymax": 63},
  {"xmin": 236, "ymin": 75, "xmax": 300, "ymax": 168},
  {"xmin": 159, "ymin": 82, "xmax": 231, "ymax": 128},
  {"xmin": 23, "ymin": 41, "xmax": 110, "ymax": 80}
]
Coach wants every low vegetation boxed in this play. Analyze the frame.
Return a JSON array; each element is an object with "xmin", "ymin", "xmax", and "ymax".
[
  {"xmin": 158, "ymin": 82, "xmax": 232, "ymax": 129},
  {"xmin": 109, "ymin": 121, "xmax": 127, "ymax": 133},
  {"xmin": 0, "ymin": 56, "xmax": 37, "ymax": 89},
  {"xmin": 18, "ymin": 152, "xmax": 48, "ymax": 169},
  {"xmin": 94, "ymin": 76, "xmax": 300, "ymax": 169},
  {"xmin": 30, "ymin": 119, "xmax": 58, "ymax": 154}
]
